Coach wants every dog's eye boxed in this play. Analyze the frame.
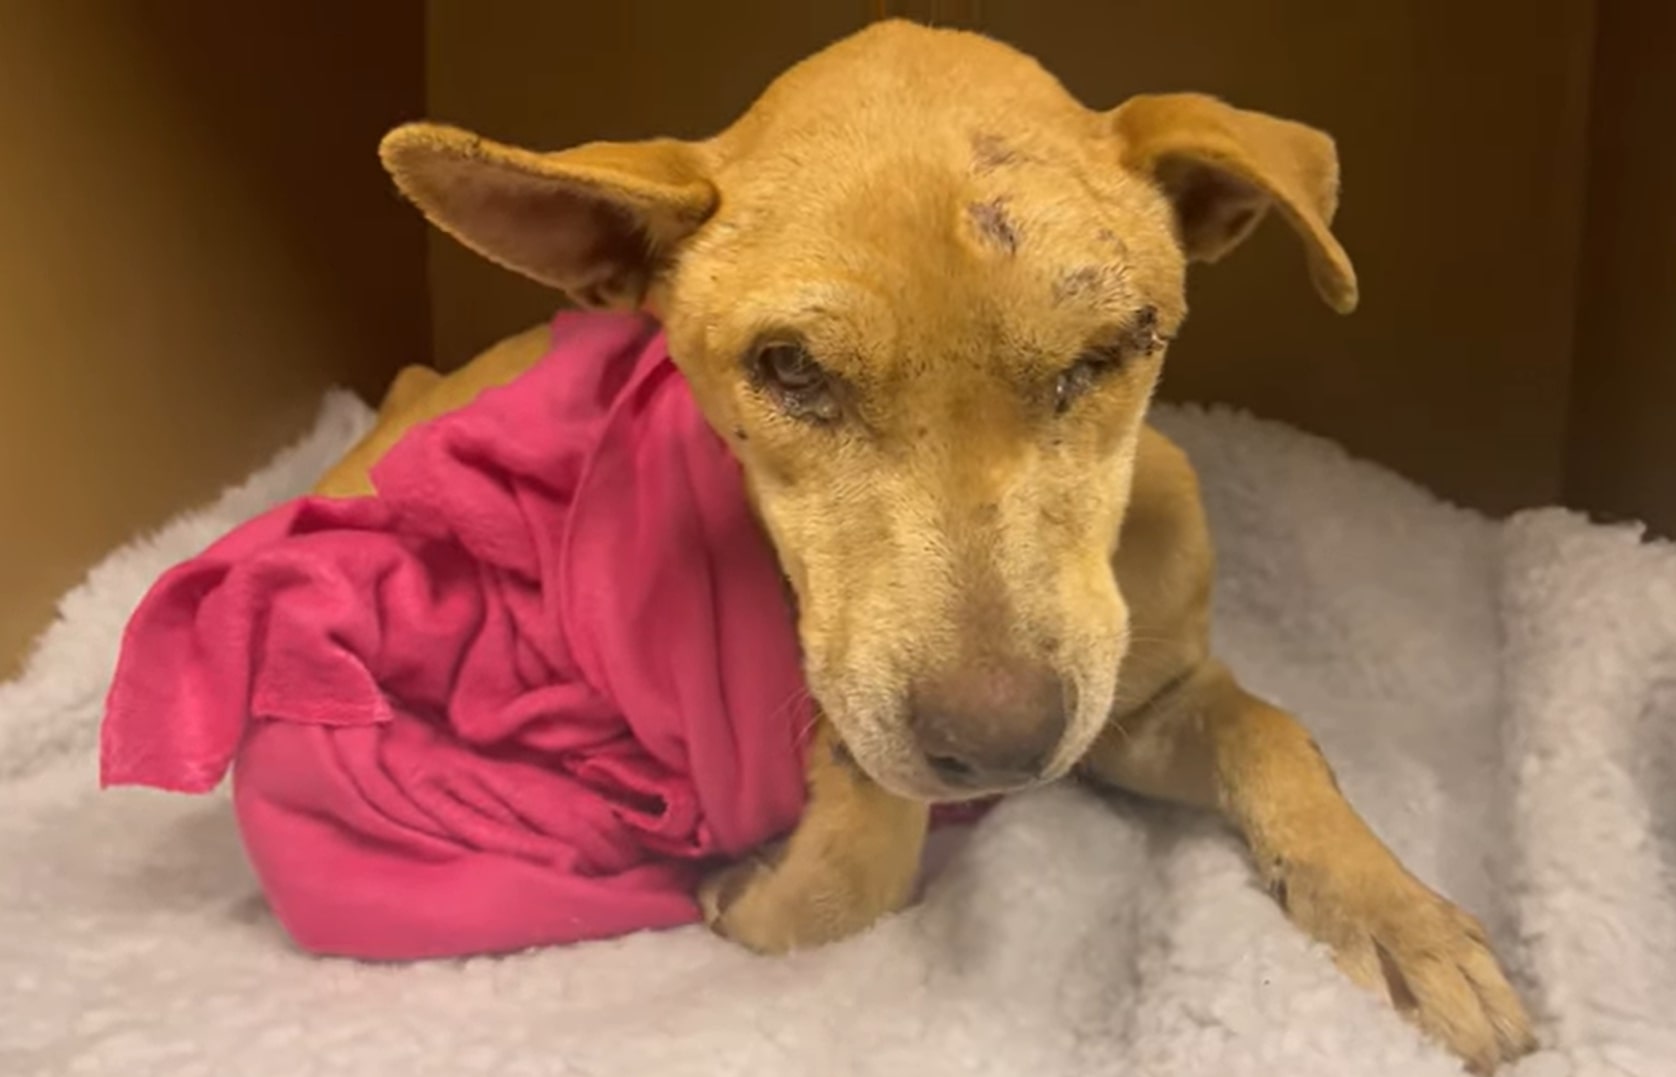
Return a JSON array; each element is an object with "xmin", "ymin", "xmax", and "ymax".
[
  {"xmin": 759, "ymin": 342, "xmax": 821, "ymax": 391},
  {"xmin": 1054, "ymin": 307, "xmax": 1168, "ymax": 415},
  {"xmin": 750, "ymin": 341, "xmax": 838, "ymax": 422},
  {"xmin": 1054, "ymin": 352, "xmax": 1119, "ymax": 414}
]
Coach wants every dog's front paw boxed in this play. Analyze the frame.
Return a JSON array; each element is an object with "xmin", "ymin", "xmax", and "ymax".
[
  {"xmin": 1274, "ymin": 858, "xmax": 1536, "ymax": 1072},
  {"xmin": 698, "ymin": 840, "xmax": 913, "ymax": 955}
]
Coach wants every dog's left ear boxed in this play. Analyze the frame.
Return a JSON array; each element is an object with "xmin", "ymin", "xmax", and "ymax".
[
  {"xmin": 379, "ymin": 122, "xmax": 718, "ymax": 309},
  {"xmin": 1110, "ymin": 93, "xmax": 1358, "ymax": 314}
]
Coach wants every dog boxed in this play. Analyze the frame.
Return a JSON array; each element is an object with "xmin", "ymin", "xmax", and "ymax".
[{"xmin": 319, "ymin": 20, "xmax": 1534, "ymax": 1072}]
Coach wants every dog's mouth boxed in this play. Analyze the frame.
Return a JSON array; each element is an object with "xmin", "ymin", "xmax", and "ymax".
[
  {"xmin": 823, "ymin": 705, "xmax": 1090, "ymax": 804},
  {"xmin": 873, "ymin": 748, "xmax": 1071, "ymax": 804},
  {"xmin": 919, "ymin": 767, "xmax": 1057, "ymax": 803},
  {"xmin": 853, "ymin": 757, "xmax": 1036, "ymax": 805}
]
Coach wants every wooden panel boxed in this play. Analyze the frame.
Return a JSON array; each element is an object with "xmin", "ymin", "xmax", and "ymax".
[
  {"xmin": 0, "ymin": 4, "xmax": 428, "ymax": 674},
  {"xmin": 1565, "ymin": 0, "xmax": 1676, "ymax": 537},
  {"xmin": 424, "ymin": 0, "xmax": 873, "ymax": 366},
  {"xmin": 978, "ymin": 0, "xmax": 1597, "ymax": 514},
  {"xmin": 873, "ymin": 0, "xmax": 980, "ymax": 25}
]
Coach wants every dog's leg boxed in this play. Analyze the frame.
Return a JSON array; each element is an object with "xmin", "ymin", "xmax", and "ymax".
[
  {"xmin": 1080, "ymin": 659, "xmax": 1534, "ymax": 1073},
  {"xmin": 699, "ymin": 717, "xmax": 929, "ymax": 954}
]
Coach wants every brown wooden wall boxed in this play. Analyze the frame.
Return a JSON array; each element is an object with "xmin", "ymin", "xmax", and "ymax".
[
  {"xmin": 0, "ymin": 4, "xmax": 429, "ymax": 675},
  {"xmin": 1565, "ymin": 1, "xmax": 1676, "ymax": 534}
]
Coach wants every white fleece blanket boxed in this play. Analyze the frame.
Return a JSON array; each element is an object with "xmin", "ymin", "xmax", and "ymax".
[{"xmin": 2, "ymin": 391, "xmax": 1671, "ymax": 1077}]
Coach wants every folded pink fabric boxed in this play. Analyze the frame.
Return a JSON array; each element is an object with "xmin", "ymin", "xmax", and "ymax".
[{"xmin": 100, "ymin": 311, "xmax": 814, "ymax": 960}]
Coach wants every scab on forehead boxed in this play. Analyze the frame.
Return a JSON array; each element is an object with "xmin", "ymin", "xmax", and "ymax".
[
  {"xmin": 1052, "ymin": 265, "xmax": 1105, "ymax": 304},
  {"xmin": 970, "ymin": 132, "xmax": 1019, "ymax": 173},
  {"xmin": 967, "ymin": 197, "xmax": 1020, "ymax": 254},
  {"xmin": 1096, "ymin": 228, "xmax": 1129, "ymax": 259}
]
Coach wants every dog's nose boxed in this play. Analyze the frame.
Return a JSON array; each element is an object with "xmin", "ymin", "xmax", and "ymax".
[{"xmin": 909, "ymin": 661, "xmax": 1070, "ymax": 788}]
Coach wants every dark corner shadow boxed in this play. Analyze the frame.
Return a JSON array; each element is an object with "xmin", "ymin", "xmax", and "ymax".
[{"xmin": 104, "ymin": 2, "xmax": 432, "ymax": 399}]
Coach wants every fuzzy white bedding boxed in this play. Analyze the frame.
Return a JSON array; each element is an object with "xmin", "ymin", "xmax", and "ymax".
[{"xmin": 2, "ymin": 390, "xmax": 1671, "ymax": 1077}]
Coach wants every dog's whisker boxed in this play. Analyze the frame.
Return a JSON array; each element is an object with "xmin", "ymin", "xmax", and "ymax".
[
  {"xmin": 770, "ymin": 686, "xmax": 811, "ymax": 722},
  {"xmin": 794, "ymin": 702, "xmax": 821, "ymax": 741},
  {"xmin": 773, "ymin": 687, "xmax": 820, "ymax": 744}
]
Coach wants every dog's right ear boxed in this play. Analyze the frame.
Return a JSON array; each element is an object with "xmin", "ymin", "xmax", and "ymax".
[
  {"xmin": 379, "ymin": 123, "xmax": 718, "ymax": 309},
  {"xmin": 1109, "ymin": 94, "xmax": 1358, "ymax": 314}
]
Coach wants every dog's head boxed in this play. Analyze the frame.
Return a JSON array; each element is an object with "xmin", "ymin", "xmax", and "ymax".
[{"xmin": 380, "ymin": 21, "xmax": 1356, "ymax": 801}]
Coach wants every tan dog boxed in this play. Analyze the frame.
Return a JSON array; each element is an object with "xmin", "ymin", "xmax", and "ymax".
[{"xmin": 321, "ymin": 20, "xmax": 1533, "ymax": 1072}]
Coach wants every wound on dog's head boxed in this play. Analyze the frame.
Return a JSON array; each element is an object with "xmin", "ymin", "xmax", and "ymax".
[{"xmin": 966, "ymin": 198, "xmax": 1021, "ymax": 254}]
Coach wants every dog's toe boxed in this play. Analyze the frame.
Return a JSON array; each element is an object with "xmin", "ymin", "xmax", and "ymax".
[
  {"xmin": 1285, "ymin": 865, "xmax": 1535, "ymax": 1073},
  {"xmin": 696, "ymin": 836, "xmax": 909, "ymax": 955},
  {"xmin": 1355, "ymin": 930, "xmax": 1532, "ymax": 1074},
  {"xmin": 697, "ymin": 855, "xmax": 771, "ymax": 934}
]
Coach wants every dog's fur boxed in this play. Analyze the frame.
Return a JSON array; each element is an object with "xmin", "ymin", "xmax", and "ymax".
[{"xmin": 320, "ymin": 21, "xmax": 1533, "ymax": 1072}]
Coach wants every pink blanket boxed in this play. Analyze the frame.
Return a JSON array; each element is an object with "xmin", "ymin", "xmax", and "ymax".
[{"xmin": 100, "ymin": 311, "xmax": 812, "ymax": 960}]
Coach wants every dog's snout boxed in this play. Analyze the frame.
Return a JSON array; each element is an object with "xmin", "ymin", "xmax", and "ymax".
[{"xmin": 909, "ymin": 661, "xmax": 1070, "ymax": 788}]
